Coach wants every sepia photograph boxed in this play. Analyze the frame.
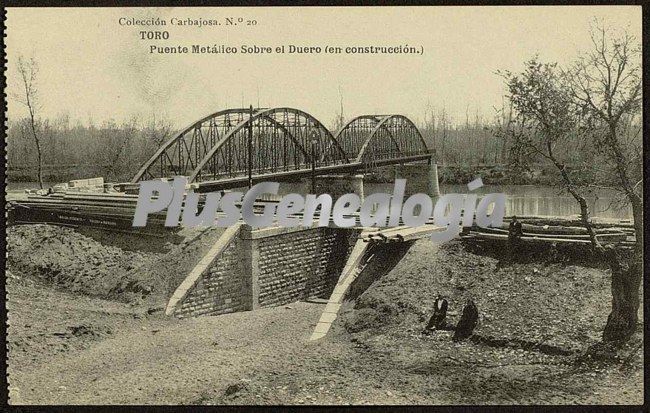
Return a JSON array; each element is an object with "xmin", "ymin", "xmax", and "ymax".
[{"xmin": 2, "ymin": 5, "xmax": 645, "ymax": 407}]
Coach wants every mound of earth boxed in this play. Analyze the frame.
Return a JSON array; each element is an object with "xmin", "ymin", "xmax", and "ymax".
[
  {"xmin": 7, "ymin": 225, "xmax": 158, "ymax": 301},
  {"xmin": 6, "ymin": 234, "xmax": 643, "ymax": 405},
  {"xmin": 127, "ymin": 226, "xmax": 227, "ymax": 303},
  {"xmin": 339, "ymin": 240, "xmax": 623, "ymax": 352},
  {"xmin": 7, "ymin": 224, "xmax": 226, "ymax": 304}
]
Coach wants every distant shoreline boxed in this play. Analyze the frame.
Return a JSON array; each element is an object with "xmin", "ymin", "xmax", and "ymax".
[{"xmin": 6, "ymin": 163, "xmax": 561, "ymax": 187}]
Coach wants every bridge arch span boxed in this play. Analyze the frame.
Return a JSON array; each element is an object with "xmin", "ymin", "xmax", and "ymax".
[
  {"xmin": 133, "ymin": 108, "xmax": 251, "ymax": 183},
  {"xmin": 133, "ymin": 107, "xmax": 349, "ymax": 184},
  {"xmin": 334, "ymin": 114, "xmax": 430, "ymax": 166}
]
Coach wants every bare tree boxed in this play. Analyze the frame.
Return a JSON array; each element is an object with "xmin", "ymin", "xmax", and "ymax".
[
  {"xmin": 147, "ymin": 113, "xmax": 174, "ymax": 148},
  {"xmin": 13, "ymin": 56, "xmax": 44, "ymax": 188},
  {"xmin": 99, "ymin": 118, "xmax": 139, "ymax": 181},
  {"xmin": 422, "ymin": 100, "xmax": 436, "ymax": 151},
  {"xmin": 503, "ymin": 47, "xmax": 642, "ymax": 344},
  {"xmin": 336, "ymin": 85, "xmax": 345, "ymax": 131},
  {"xmin": 328, "ymin": 85, "xmax": 346, "ymax": 132},
  {"xmin": 492, "ymin": 98, "xmax": 514, "ymax": 164},
  {"xmin": 502, "ymin": 59, "xmax": 598, "ymax": 235},
  {"xmin": 565, "ymin": 21, "xmax": 642, "ymax": 342},
  {"xmin": 439, "ymin": 107, "xmax": 448, "ymax": 165}
]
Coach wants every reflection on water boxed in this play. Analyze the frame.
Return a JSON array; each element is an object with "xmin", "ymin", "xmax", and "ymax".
[
  {"xmin": 271, "ymin": 181, "xmax": 632, "ymax": 220},
  {"xmin": 446, "ymin": 184, "xmax": 631, "ymax": 219},
  {"xmin": 368, "ymin": 183, "xmax": 632, "ymax": 220},
  {"xmin": 7, "ymin": 180, "xmax": 633, "ymax": 220}
]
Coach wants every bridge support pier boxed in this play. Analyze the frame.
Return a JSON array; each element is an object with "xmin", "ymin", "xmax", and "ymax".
[
  {"xmin": 307, "ymin": 174, "xmax": 364, "ymax": 202},
  {"xmin": 349, "ymin": 174, "xmax": 365, "ymax": 202},
  {"xmin": 428, "ymin": 157, "xmax": 441, "ymax": 200}
]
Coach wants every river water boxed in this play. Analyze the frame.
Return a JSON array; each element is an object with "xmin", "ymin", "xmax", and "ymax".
[
  {"xmin": 6, "ymin": 181, "xmax": 632, "ymax": 220},
  {"xmin": 280, "ymin": 181, "xmax": 632, "ymax": 220},
  {"xmin": 370, "ymin": 183, "xmax": 632, "ymax": 220}
]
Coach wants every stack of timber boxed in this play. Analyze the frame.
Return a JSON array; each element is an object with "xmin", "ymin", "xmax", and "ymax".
[
  {"xmin": 6, "ymin": 191, "xmax": 173, "ymax": 237},
  {"xmin": 7, "ymin": 182, "xmax": 318, "ymax": 235},
  {"xmin": 462, "ymin": 215, "xmax": 635, "ymax": 248},
  {"xmin": 360, "ymin": 225, "xmax": 439, "ymax": 243}
]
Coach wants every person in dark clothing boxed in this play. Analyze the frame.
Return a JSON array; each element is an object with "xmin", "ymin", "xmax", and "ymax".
[
  {"xmin": 505, "ymin": 216, "xmax": 524, "ymax": 263},
  {"xmin": 422, "ymin": 296, "xmax": 448, "ymax": 335},
  {"xmin": 452, "ymin": 299, "xmax": 479, "ymax": 342},
  {"xmin": 508, "ymin": 216, "xmax": 524, "ymax": 241}
]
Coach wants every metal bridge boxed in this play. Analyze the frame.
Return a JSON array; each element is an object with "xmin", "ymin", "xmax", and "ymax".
[{"xmin": 131, "ymin": 107, "xmax": 433, "ymax": 191}]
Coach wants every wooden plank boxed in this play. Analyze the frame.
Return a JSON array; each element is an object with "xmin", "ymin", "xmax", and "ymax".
[
  {"xmin": 473, "ymin": 226, "xmax": 627, "ymax": 239},
  {"xmin": 466, "ymin": 231, "xmax": 627, "ymax": 244}
]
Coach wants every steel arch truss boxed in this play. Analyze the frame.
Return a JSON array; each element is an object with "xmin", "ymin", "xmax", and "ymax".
[
  {"xmin": 334, "ymin": 115, "xmax": 430, "ymax": 166},
  {"xmin": 132, "ymin": 108, "xmax": 251, "ymax": 182},
  {"xmin": 133, "ymin": 107, "xmax": 349, "ymax": 183}
]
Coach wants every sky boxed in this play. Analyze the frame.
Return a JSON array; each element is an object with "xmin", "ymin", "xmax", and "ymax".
[{"xmin": 5, "ymin": 6, "xmax": 642, "ymax": 129}]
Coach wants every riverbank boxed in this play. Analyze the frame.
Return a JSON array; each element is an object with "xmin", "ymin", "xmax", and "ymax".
[
  {"xmin": 365, "ymin": 163, "xmax": 559, "ymax": 186},
  {"xmin": 7, "ymin": 163, "xmax": 563, "ymax": 187},
  {"xmin": 6, "ymin": 226, "xmax": 643, "ymax": 405}
]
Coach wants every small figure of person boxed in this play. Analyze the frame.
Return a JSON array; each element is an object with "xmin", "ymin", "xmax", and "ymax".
[
  {"xmin": 508, "ymin": 215, "xmax": 523, "ymax": 241},
  {"xmin": 506, "ymin": 215, "xmax": 524, "ymax": 261},
  {"xmin": 422, "ymin": 296, "xmax": 448, "ymax": 335},
  {"xmin": 452, "ymin": 299, "xmax": 479, "ymax": 342}
]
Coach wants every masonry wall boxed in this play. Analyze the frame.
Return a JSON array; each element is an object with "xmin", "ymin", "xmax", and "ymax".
[
  {"xmin": 253, "ymin": 227, "xmax": 358, "ymax": 308},
  {"xmin": 170, "ymin": 225, "xmax": 360, "ymax": 318},
  {"xmin": 174, "ymin": 236, "xmax": 250, "ymax": 318}
]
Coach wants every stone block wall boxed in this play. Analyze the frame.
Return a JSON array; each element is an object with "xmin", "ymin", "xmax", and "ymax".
[
  {"xmin": 170, "ymin": 225, "xmax": 359, "ymax": 318},
  {"xmin": 174, "ymin": 235, "xmax": 250, "ymax": 318},
  {"xmin": 254, "ymin": 227, "xmax": 357, "ymax": 308}
]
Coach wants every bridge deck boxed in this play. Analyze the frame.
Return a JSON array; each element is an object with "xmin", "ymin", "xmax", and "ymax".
[{"xmin": 189, "ymin": 153, "xmax": 431, "ymax": 191}]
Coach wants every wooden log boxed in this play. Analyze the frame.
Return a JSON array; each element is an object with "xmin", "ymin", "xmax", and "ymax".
[
  {"xmin": 466, "ymin": 231, "xmax": 627, "ymax": 244},
  {"xmin": 473, "ymin": 226, "xmax": 627, "ymax": 240},
  {"xmin": 502, "ymin": 215, "xmax": 634, "ymax": 229}
]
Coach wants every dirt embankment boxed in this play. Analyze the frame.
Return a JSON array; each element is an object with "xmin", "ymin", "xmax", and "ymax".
[
  {"xmin": 7, "ymin": 225, "xmax": 158, "ymax": 302},
  {"xmin": 6, "ymin": 224, "xmax": 226, "ymax": 305},
  {"xmin": 6, "ymin": 227, "xmax": 643, "ymax": 405},
  {"xmin": 6, "ymin": 272, "xmax": 168, "ymax": 373},
  {"xmin": 333, "ymin": 240, "xmax": 643, "ymax": 404},
  {"xmin": 341, "ymin": 240, "xmax": 619, "ymax": 351}
]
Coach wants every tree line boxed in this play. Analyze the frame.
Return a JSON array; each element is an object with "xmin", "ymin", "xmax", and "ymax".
[
  {"xmin": 7, "ymin": 101, "xmax": 600, "ymax": 183},
  {"xmin": 6, "ymin": 111, "xmax": 174, "ymax": 183}
]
